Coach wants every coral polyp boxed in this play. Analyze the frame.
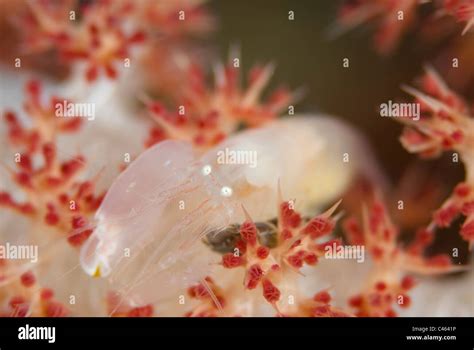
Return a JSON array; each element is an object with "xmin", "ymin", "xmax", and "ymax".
[
  {"xmin": 1, "ymin": 81, "xmax": 104, "ymax": 247},
  {"xmin": 144, "ymin": 58, "xmax": 296, "ymax": 149},
  {"xmin": 400, "ymin": 67, "xmax": 474, "ymax": 247},
  {"xmin": 14, "ymin": 0, "xmax": 214, "ymax": 81},
  {"xmin": 337, "ymin": 0, "xmax": 474, "ymax": 54}
]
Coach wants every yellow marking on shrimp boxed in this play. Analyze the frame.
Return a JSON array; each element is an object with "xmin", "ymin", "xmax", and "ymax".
[{"xmin": 92, "ymin": 265, "xmax": 101, "ymax": 278}]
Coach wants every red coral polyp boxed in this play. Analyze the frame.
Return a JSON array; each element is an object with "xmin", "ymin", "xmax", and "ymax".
[
  {"xmin": 211, "ymin": 198, "xmax": 342, "ymax": 315},
  {"xmin": 0, "ymin": 81, "xmax": 105, "ymax": 249},
  {"xmin": 145, "ymin": 59, "xmax": 295, "ymax": 149}
]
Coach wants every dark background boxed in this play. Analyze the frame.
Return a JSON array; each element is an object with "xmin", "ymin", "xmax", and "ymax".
[{"xmin": 210, "ymin": 0, "xmax": 465, "ymax": 182}]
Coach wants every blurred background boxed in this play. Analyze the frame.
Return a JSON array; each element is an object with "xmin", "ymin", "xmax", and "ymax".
[{"xmin": 211, "ymin": 0, "xmax": 471, "ymax": 181}]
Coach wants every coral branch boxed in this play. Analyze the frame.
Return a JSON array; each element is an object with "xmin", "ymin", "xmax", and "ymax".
[
  {"xmin": 344, "ymin": 195, "xmax": 464, "ymax": 316},
  {"xmin": 1, "ymin": 80, "xmax": 104, "ymax": 247},
  {"xmin": 145, "ymin": 58, "xmax": 296, "ymax": 150},
  {"xmin": 16, "ymin": 0, "xmax": 214, "ymax": 81},
  {"xmin": 337, "ymin": 0, "xmax": 474, "ymax": 54},
  {"xmin": 191, "ymin": 194, "xmax": 348, "ymax": 317},
  {"xmin": 400, "ymin": 67, "xmax": 474, "ymax": 247}
]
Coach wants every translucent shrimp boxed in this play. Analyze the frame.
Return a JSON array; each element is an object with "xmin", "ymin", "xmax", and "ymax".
[{"xmin": 80, "ymin": 115, "xmax": 385, "ymax": 307}]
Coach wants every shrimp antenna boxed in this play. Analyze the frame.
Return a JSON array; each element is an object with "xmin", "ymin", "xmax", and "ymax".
[
  {"xmin": 322, "ymin": 199, "xmax": 343, "ymax": 218},
  {"xmin": 240, "ymin": 204, "xmax": 254, "ymax": 222},
  {"xmin": 200, "ymin": 278, "xmax": 223, "ymax": 311}
]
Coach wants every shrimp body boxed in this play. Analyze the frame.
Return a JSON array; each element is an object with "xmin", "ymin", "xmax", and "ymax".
[{"xmin": 80, "ymin": 115, "xmax": 384, "ymax": 306}]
